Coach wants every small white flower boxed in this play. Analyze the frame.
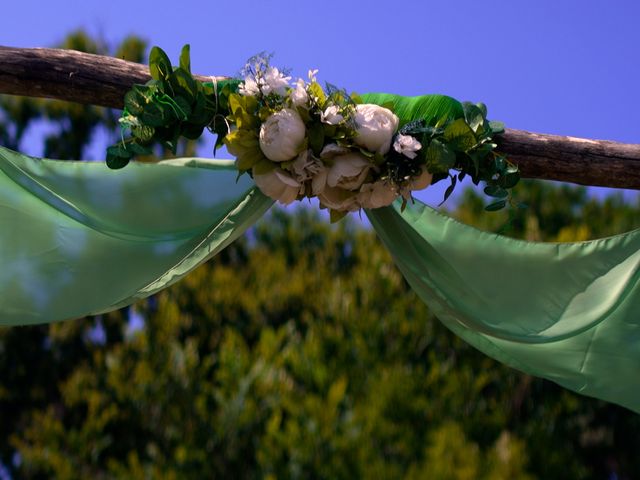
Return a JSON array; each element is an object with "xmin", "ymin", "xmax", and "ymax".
[
  {"xmin": 327, "ymin": 152, "xmax": 371, "ymax": 191},
  {"xmin": 393, "ymin": 134, "xmax": 422, "ymax": 159},
  {"xmin": 353, "ymin": 104, "xmax": 399, "ymax": 154},
  {"xmin": 358, "ymin": 181, "xmax": 398, "ymax": 209},
  {"xmin": 308, "ymin": 69, "xmax": 319, "ymax": 82},
  {"xmin": 290, "ymin": 78, "xmax": 308, "ymax": 107},
  {"xmin": 321, "ymin": 105, "xmax": 344, "ymax": 125},
  {"xmin": 261, "ymin": 66, "xmax": 291, "ymax": 96},
  {"xmin": 238, "ymin": 76, "xmax": 260, "ymax": 96},
  {"xmin": 259, "ymin": 108, "xmax": 306, "ymax": 162},
  {"xmin": 253, "ymin": 168, "xmax": 301, "ymax": 205}
]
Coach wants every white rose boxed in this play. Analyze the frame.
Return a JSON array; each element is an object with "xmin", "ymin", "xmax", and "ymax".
[
  {"xmin": 393, "ymin": 134, "xmax": 422, "ymax": 159},
  {"xmin": 318, "ymin": 186, "xmax": 360, "ymax": 212},
  {"xmin": 353, "ymin": 104, "xmax": 399, "ymax": 154},
  {"xmin": 290, "ymin": 78, "xmax": 308, "ymax": 107},
  {"xmin": 253, "ymin": 168, "xmax": 301, "ymax": 205},
  {"xmin": 358, "ymin": 181, "xmax": 397, "ymax": 209},
  {"xmin": 261, "ymin": 66, "xmax": 291, "ymax": 96},
  {"xmin": 400, "ymin": 166, "xmax": 433, "ymax": 199},
  {"xmin": 259, "ymin": 108, "xmax": 306, "ymax": 162},
  {"xmin": 327, "ymin": 152, "xmax": 371, "ymax": 191},
  {"xmin": 321, "ymin": 105, "xmax": 344, "ymax": 125}
]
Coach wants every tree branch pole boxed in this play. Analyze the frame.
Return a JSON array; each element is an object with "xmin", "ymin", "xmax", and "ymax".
[{"xmin": 1, "ymin": 46, "xmax": 639, "ymax": 189}]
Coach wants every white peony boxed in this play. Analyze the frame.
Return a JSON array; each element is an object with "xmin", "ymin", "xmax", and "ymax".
[
  {"xmin": 291, "ymin": 149, "xmax": 324, "ymax": 183},
  {"xmin": 259, "ymin": 108, "xmax": 306, "ymax": 162},
  {"xmin": 358, "ymin": 181, "xmax": 397, "ymax": 209},
  {"xmin": 353, "ymin": 104, "xmax": 399, "ymax": 154},
  {"xmin": 290, "ymin": 78, "xmax": 308, "ymax": 107},
  {"xmin": 261, "ymin": 67, "xmax": 291, "ymax": 96},
  {"xmin": 400, "ymin": 166, "xmax": 433, "ymax": 198},
  {"xmin": 327, "ymin": 152, "xmax": 371, "ymax": 191},
  {"xmin": 393, "ymin": 134, "xmax": 422, "ymax": 159},
  {"xmin": 253, "ymin": 168, "xmax": 301, "ymax": 205},
  {"xmin": 320, "ymin": 105, "xmax": 344, "ymax": 125}
]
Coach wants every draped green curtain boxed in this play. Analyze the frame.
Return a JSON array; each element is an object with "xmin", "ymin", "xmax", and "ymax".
[
  {"xmin": 368, "ymin": 202, "xmax": 640, "ymax": 413},
  {"xmin": 0, "ymin": 146, "xmax": 272, "ymax": 324}
]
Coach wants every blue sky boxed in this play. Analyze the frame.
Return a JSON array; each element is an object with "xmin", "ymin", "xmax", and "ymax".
[{"xmin": 3, "ymin": 0, "xmax": 640, "ymax": 205}]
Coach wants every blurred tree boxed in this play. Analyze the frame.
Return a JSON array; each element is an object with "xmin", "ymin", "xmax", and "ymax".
[{"xmin": 1, "ymin": 30, "xmax": 640, "ymax": 480}]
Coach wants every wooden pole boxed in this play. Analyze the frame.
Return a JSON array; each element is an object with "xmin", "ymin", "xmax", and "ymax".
[{"xmin": 1, "ymin": 46, "xmax": 639, "ymax": 189}]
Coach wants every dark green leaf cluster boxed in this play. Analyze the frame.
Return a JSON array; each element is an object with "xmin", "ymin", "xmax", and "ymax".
[
  {"xmin": 414, "ymin": 101, "xmax": 517, "ymax": 209},
  {"xmin": 106, "ymin": 45, "xmax": 240, "ymax": 169}
]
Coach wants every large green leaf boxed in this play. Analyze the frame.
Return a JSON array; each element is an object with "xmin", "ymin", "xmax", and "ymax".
[{"xmin": 360, "ymin": 93, "xmax": 464, "ymax": 127}]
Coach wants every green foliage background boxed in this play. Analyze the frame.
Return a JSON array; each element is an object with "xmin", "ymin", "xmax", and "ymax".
[{"xmin": 0, "ymin": 32, "xmax": 639, "ymax": 480}]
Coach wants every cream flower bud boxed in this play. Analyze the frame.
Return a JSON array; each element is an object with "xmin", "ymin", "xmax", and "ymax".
[
  {"xmin": 358, "ymin": 182, "xmax": 397, "ymax": 209},
  {"xmin": 400, "ymin": 166, "xmax": 433, "ymax": 199},
  {"xmin": 290, "ymin": 78, "xmax": 308, "ymax": 107},
  {"xmin": 259, "ymin": 108, "xmax": 306, "ymax": 162},
  {"xmin": 393, "ymin": 134, "xmax": 422, "ymax": 159},
  {"xmin": 353, "ymin": 104, "xmax": 399, "ymax": 154},
  {"xmin": 327, "ymin": 153, "xmax": 371, "ymax": 191},
  {"xmin": 253, "ymin": 168, "xmax": 301, "ymax": 205}
]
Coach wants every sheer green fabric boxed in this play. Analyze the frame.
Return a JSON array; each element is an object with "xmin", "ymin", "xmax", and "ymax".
[
  {"xmin": 367, "ymin": 201, "xmax": 640, "ymax": 413},
  {"xmin": 0, "ymin": 146, "xmax": 273, "ymax": 324}
]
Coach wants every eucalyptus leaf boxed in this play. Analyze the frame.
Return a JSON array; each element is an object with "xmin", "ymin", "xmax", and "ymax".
[{"xmin": 485, "ymin": 199, "xmax": 507, "ymax": 211}]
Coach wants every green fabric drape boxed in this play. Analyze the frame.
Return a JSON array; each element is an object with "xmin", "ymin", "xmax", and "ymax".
[
  {"xmin": 0, "ymin": 146, "xmax": 273, "ymax": 324},
  {"xmin": 367, "ymin": 201, "xmax": 640, "ymax": 413}
]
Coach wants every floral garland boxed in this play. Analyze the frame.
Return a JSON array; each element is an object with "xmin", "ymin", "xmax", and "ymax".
[{"xmin": 108, "ymin": 46, "xmax": 518, "ymax": 220}]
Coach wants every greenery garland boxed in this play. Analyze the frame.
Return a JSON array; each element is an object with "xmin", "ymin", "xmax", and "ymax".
[{"xmin": 107, "ymin": 45, "xmax": 519, "ymax": 219}]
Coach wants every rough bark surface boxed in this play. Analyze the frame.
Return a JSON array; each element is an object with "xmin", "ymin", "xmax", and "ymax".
[{"xmin": 1, "ymin": 46, "xmax": 639, "ymax": 189}]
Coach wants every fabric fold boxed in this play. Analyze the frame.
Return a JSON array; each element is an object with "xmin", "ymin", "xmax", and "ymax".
[
  {"xmin": 367, "ymin": 201, "xmax": 640, "ymax": 413},
  {"xmin": 0, "ymin": 147, "xmax": 273, "ymax": 324}
]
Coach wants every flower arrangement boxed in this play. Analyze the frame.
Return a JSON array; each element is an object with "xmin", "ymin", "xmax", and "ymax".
[{"xmin": 108, "ymin": 46, "xmax": 519, "ymax": 220}]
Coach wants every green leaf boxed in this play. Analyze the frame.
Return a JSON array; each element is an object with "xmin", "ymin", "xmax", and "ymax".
[
  {"xmin": 485, "ymin": 199, "xmax": 507, "ymax": 211},
  {"xmin": 252, "ymin": 159, "xmax": 276, "ymax": 175},
  {"xmin": 236, "ymin": 149, "xmax": 265, "ymax": 172},
  {"xmin": 329, "ymin": 209, "xmax": 348, "ymax": 223},
  {"xmin": 172, "ymin": 69, "xmax": 198, "ymax": 99},
  {"xmin": 489, "ymin": 120, "xmax": 505, "ymax": 134},
  {"xmin": 106, "ymin": 145, "xmax": 132, "ymax": 169},
  {"xmin": 139, "ymin": 103, "xmax": 167, "ymax": 127},
  {"xmin": 462, "ymin": 102, "xmax": 485, "ymax": 133},
  {"xmin": 440, "ymin": 175, "xmax": 457, "ymax": 205},
  {"xmin": 149, "ymin": 46, "xmax": 172, "ymax": 81},
  {"xmin": 179, "ymin": 44, "xmax": 191, "ymax": 73},
  {"xmin": 502, "ymin": 171, "xmax": 520, "ymax": 189},
  {"xmin": 443, "ymin": 118, "xmax": 477, "ymax": 151},
  {"xmin": 360, "ymin": 93, "xmax": 464, "ymax": 127},
  {"xmin": 181, "ymin": 123, "xmax": 204, "ymax": 140},
  {"xmin": 484, "ymin": 185, "xmax": 509, "ymax": 198},
  {"xmin": 426, "ymin": 139, "xmax": 456, "ymax": 172},
  {"xmin": 308, "ymin": 123, "xmax": 325, "ymax": 155}
]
